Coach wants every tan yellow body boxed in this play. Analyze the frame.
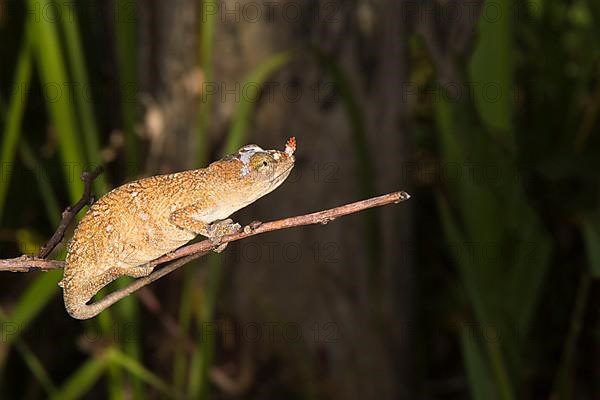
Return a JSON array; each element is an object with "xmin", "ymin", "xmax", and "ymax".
[{"xmin": 62, "ymin": 141, "xmax": 295, "ymax": 319}]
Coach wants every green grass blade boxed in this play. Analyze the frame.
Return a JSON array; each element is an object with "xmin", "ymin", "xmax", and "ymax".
[
  {"xmin": 550, "ymin": 273, "xmax": 592, "ymax": 399},
  {"xmin": 528, "ymin": 0, "xmax": 544, "ymax": 18},
  {"xmin": 113, "ymin": 278, "xmax": 145, "ymax": 399},
  {"xmin": 187, "ymin": 343, "xmax": 203, "ymax": 398},
  {"xmin": 311, "ymin": 48, "xmax": 380, "ymax": 306},
  {"xmin": 12, "ymin": 339, "xmax": 57, "ymax": 395},
  {"xmin": 194, "ymin": 256, "xmax": 221, "ymax": 400},
  {"xmin": 582, "ymin": 217, "xmax": 600, "ymax": 277},
  {"xmin": 461, "ymin": 325, "xmax": 498, "ymax": 400},
  {"xmin": 196, "ymin": 0, "xmax": 219, "ymax": 167},
  {"xmin": 19, "ymin": 140, "xmax": 62, "ymax": 226},
  {"xmin": 114, "ymin": 0, "xmax": 139, "ymax": 177},
  {"xmin": 437, "ymin": 194, "xmax": 490, "ymax": 329},
  {"xmin": 107, "ymin": 348, "xmax": 178, "ymax": 398},
  {"xmin": 506, "ymin": 219, "xmax": 552, "ymax": 335},
  {"xmin": 485, "ymin": 333, "xmax": 515, "ymax": 400},
  {"xmin": 56, "ymin": 1, "xmax": 108, "ymax": 194},
  {"xmin": 311, "ymin": 48, "xmax": 375, "ymax": 201},
  {"xmin": 34, "ymin": 4, "xmax": 135, "ymax": 394},
  {"xmin": 0, "ymin": 20, "xmax": 33, "ymax": 221},
  {"xmin": 93, "ymin": 295, "xmax": 124, "ymax": 400},
  {"xmin": 190, "ymin": 48, "xmax": 296, "ymax": 392},
  {"xmin": 223, "ymin": 51, "xmax": 295, "ymax": 154},
  {"xmin": 0, "ymin": 308, "xmax": 57, "ymax": 395},
  {"xmin": 468, "ymin": 0, "xmax": 514, "ymax": 138},
  {"xmin": 3, "ymin": 271, "xmax": 62, "ymax": 347},
  {"xmin": 28, "ymin": 0, "xmax": 86, "ymax": 203},
  {"xmin": 52, "ymin": 353, "xmax": 108, "ymax": 400},
  {"xmin": 173, "ymin": 267, "xmax": 195, "ymax": 390}
]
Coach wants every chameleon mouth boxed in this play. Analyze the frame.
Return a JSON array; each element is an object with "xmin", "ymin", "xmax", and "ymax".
[{"xmin": 271, "ymin": 162, "xmax": 294, "ymax": 183}]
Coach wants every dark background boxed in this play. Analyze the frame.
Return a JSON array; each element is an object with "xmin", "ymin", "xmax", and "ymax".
[{"xmin": 0, "ymin": 0, "xmax": 599, "ymax": 399}]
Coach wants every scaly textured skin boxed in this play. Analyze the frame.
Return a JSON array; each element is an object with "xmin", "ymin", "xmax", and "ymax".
[{"xmin": 61, "ymin": 140, "xmax": 295, "ymax": 319}]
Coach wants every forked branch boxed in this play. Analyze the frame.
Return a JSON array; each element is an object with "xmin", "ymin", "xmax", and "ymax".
[{"xmin": 37, "ymin": 166, "xmax": 104, "ymax": 258}]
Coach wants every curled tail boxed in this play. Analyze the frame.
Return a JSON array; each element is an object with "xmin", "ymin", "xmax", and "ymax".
[
  {"xmin": 60, "ymin": 267, "xmax": 116, "ymax": 320},
  {"xmin": 63, "ymin": 291, "xmax": 106, "ymax": 320},
  {"xmin": 61, "ymin": 262, "xmax": 156, "ymax": 320}
]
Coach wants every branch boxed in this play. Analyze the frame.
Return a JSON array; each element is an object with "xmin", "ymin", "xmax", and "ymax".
[
  {"xmin": 0, "ymin": 191, "xmax": 410, "ymax": 312},
  {"xmin": 37, "ymin": 166, "xmax": 105, "ymax": 258},
  {"xmin": 0, "ymin": 256, "xmax": 65, "ymax": 272}
]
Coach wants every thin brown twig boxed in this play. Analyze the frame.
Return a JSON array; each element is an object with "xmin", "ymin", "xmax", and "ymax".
[
  {"xmin": 0, "ymin": 256, "xmax": 64, "ymax": 272},
  {"xmin": 37, "ymin": 166, "xmax": 105, "ymax": 258},
  {"xmin": 0, "ymin": 191, "xmax": 410, "ymax": 313}
]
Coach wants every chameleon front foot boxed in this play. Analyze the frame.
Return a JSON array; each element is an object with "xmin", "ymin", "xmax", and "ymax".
[{"xmin": 208, "ymin": 218, "xmax": 241, "ymax": 238}]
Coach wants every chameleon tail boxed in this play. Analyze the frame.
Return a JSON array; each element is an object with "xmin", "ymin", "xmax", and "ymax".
[
  {"xmin": 64, "ymin": 294, "xmax": 106, "ymax": 320},
  {"xmin": 62, "ymin": 266, "xmax": 123, "ymax": 320}
]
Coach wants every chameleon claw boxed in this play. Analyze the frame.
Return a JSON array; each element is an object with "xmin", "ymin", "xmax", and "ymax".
[
  {"xmin": 214, "ymin": 242, "xmax": 228, "ymax": 253},
  {"xmin": 244, "ymin": 220, "xmax": 262, "ymax": 234}
]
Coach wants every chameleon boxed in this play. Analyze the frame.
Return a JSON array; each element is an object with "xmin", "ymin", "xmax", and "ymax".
[{"xmin": 60, "ymin": 138, "xmax": 296, "ymax": 320}]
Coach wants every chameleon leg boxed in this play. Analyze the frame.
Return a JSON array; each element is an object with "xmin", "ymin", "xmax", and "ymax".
[
  {"xmin": 169, "ymin": 207, "xmax": 212, "ymax": 235},
  {"xmin": 170, "ymin": 207, "xmax": 241, "ymax": 240},
  {"xmin": 122, "ymin": 263, "xmax": 155, "ymax": 278},
  {"xmin": 169, "ymin": 206, "xmax": 240, "ymax": 252}
]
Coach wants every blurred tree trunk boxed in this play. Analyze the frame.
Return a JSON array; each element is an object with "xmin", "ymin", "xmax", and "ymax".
[
  {"xmin": 137, "ymin": 0, "xmax": 201, "ymax": 173},
  {"xmin": 210, "ymin": 2, "xmax": 408, "ymax": 398},
  {"xmin": 134, "ymin": 0, "xmax": 482, "ymax": 398}
]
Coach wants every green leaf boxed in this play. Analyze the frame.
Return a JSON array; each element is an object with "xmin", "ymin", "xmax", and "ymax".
[{"xmin": 224, "ymin": 51, "xmax": 295, "ymax": 154}]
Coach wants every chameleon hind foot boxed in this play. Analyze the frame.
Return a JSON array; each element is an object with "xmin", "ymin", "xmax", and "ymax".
[{"xmin": 207, "ymin": 219, "xmax": 241, "ymax": 253}]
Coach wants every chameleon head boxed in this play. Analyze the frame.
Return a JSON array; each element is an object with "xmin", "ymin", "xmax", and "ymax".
[{"xmin": 234, "ymin": 137, "xmax": 296, "ymax": 200}]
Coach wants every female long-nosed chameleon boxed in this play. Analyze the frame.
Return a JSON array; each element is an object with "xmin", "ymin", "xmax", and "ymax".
[{"xmin": 60, "ymin": 138, "xmax": 296, "ymax": 319}]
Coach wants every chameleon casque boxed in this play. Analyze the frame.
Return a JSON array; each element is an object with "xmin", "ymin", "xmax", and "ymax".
[{"xmin": 61, "ymin": 138, "xmax": 296, "ymax": 319}]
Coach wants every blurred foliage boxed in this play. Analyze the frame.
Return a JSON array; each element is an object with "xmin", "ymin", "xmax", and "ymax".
[
  {"xmin": 412, "ymin": 0, "xmax": 599, "ymax": 398},
  {"xmin": 0, "ymin": 0, "xmax": 598, "ymax": 399}
]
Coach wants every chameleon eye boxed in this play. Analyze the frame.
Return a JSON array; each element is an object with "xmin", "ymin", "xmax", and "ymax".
[{"xmin": 262, "ymin": 161, "xmax": 268, "ymax": 167}]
